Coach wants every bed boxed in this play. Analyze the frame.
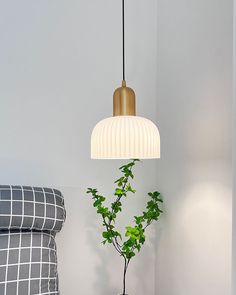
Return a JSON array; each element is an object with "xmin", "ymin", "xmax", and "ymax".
[{"xmin": 0, "ymin": 185, "xmax": 66, "ymax": 295}]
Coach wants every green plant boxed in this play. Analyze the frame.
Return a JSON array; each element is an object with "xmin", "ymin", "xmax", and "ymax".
[{"xmin": 87, "ymin": 159, "xmax": 163, "ymax": 295}]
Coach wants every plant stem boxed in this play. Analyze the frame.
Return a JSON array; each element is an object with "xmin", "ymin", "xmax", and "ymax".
[
  {"xmin": 108, "ymin": 160, "xmax": 136, "ymax": 257},
  {"xmin": 122, "ymin": 258, "xmax": 130, "ymax": 295},
  {"xmin": 102, "ymin": 215, "xmax": 122, "ymax": 254},
  {"xmin": 122, "ymin": 258, "xmax": 127, "ymax": 295}
]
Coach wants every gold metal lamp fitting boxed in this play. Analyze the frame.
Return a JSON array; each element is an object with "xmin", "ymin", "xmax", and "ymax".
[{"xmin": 113, "ymin": 80, "xmax": 136, "ymax": 116}]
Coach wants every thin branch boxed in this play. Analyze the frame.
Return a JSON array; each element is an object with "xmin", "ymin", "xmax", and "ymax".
[
  {"xmin": 102, "ymin": 215, "xmax": 122, "ymax": 255},
  {"xmin": 122, "ymin": 257, "xmax": 128, "ymax": 295},
  {"xmin": 107, "ymin": 160, "xmax": 136, "ymax": 257},
  {"xmin": 109, "ymin": 160, "xmax": 135, "ymax": 226}
]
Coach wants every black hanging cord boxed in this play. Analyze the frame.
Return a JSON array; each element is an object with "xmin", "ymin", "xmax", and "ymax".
[{"xmin": 122, "ymin": 0, "xmax": 125, "ymax": 81}]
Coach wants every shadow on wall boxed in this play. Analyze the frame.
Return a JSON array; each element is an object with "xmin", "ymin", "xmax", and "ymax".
[
  {"xmin": 85, "ymin": 207, "xmax": 117, "ymax": 295},
  {"xmin": 132, "ymin": 225, "xmax": 160, "ymax": 295},
  {"xmin": 156, "ymin": 179, "xmax": 231, "ymax": 295}
]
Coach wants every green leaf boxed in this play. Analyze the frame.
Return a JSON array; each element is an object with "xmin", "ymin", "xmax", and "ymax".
[
  {"xmin": 86, "ymin": 159, "xmax": 163, "ymax": 263},
  {"xmin": 137, "ymin": 244, "xmax": 141, "ymax": 252},
  {"xmin": 127, "ymin": 251, "xmax": 135, "ymax": 259},
  {"xmin": 139, "ymin": 235, "xmax": 145, "ymax": 244},
  {"xmin": 87, "ymin": 188, "xmax": 98, "ymax": 195},
  {"xmin": 102, "ymin": 231, "xmax": 109, "ymax": 239},
  {"xmin": 93, "ymin": 200, "xmax": 100, "ymax": 207},
  {"xmin": 134, "ymin": 216, "xmax": 142, "ymax": 225},
  {"xmin": 126, "ymin": 184, "xmax": 136, "ymax": 193},
  {"xmin": 115, "ymin": 188, "xmax": 124, "ymax": 196}
]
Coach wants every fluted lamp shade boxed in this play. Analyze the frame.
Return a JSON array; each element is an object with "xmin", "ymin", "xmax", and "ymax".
[
  {"xmin": 91, "ymin": 80, "xmax": 160, "ymax": 159},
  {"xmin": 90, "ymin": 0, "xmax": 161, "ymax": 160},
  {"xmin": 91, "ymin": 116, "xmax": 160, "ymax": 159}
]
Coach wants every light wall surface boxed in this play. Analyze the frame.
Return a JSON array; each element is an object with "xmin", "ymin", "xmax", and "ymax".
[
  {"xmin": 0, "ymin": 1, "xmax": 233, "ymax": 295},
  {"xmin": 232, "ymin": 0, "xmax": 236, "ymax": 293},
  {"xmin": 0, "ymin": 1, "xmax": 158, "ymax": 294},
  {"xmin": 156, "ymin": 0, "xmax": 233, "ymax": 295}
]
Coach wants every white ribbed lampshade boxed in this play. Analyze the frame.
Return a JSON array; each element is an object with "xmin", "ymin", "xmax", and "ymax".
[{"xmin": 91, "ymin": 116, "xmax": 160, "ymax": 159}]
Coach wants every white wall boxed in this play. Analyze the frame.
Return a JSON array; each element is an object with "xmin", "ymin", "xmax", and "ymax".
[
  {"xmin": 156, "ymin": 1, "xmax": 233, "ymax": 295},
  {"xmin": 0, "ymin": 1, "xmax": 158, "ymax": 294},
  {"xmin": 232, "ymin": 0, "xmax": 236, "ymax": 293},
  {"xmin": 0, "ymin": 1, "xmax": 234, "ymax": 295}
]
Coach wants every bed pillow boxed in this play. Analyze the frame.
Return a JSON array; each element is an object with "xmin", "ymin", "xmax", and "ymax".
[
  {"xmin": 0, "ymin": 230, "xmax": 60, "ymax": 295},
  {"xmin": 0, "ymin": 185, "xmax": 66, "ymax": 232}
]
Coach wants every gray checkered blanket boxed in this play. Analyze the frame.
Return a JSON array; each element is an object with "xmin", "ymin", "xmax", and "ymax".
[{"xmin": 0, "ymin": 186, "xmax": 66, "ymax": 295}]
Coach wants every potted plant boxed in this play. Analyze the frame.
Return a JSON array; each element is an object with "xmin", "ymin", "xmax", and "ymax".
[{"xmin": 87, "ymin": 159, "xmax": 163, "ymax": 295}]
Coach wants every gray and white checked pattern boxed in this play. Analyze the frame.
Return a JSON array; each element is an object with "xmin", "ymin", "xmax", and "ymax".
[
  {"xmin": 0, "ymin": 186, "xmax": 65, "ymax": 232},
  {"xmin": 0, "ymin": 186, "xmax": 66, "ymax": 295}
]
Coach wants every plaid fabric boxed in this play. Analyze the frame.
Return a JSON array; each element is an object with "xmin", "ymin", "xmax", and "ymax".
[
  {"xmin": 0, "ymin": 186, "xmax": 65, "ymax": 232},
  {"xmin": 0, "ymin": 186, "xmax": 66, "ymax": 295}
]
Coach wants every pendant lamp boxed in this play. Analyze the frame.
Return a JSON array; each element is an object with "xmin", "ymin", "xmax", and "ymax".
[{"xmin": 91, "ymin": 0, "xmax": 160, "ymax": 159}]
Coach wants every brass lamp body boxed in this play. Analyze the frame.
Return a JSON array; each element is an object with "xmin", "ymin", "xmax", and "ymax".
[{"xmin": 113, "ymin": 80, "xmax": 136, "ymax": 116}]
